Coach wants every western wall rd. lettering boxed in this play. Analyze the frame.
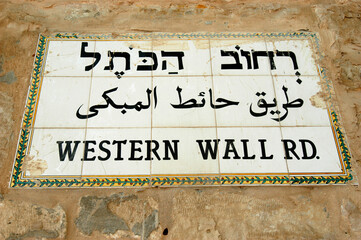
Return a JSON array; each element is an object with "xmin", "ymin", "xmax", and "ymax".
[{"xmin": 56, "ymin": 138, "xmax": 319, "ymax": 161}]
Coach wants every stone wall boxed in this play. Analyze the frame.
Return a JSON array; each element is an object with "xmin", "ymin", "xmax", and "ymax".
[{"xmin": 0, "ymin": 0, "xmax": 360, "ymax": 239}]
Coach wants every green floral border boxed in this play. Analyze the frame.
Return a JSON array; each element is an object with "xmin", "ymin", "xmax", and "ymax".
[{"xmin": 9, "ymin": 32, "xmax": 354, "ymax": 188}]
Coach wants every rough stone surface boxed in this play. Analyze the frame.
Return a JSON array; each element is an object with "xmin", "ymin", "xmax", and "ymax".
[
  {"xmin": 132, "ymin": 210, "xmax": 158, "ymax": 239},
  {"xmin": 0, "ymin": 200, "xmax": 66, "ymax": 239},
  {"xmin": 0, "ymin": 91, "xmax": 14, "ymax": 169},
  {"xmin": 76, "ymin": 194, "xmax": 131, "ymax": 235},
  {"xmin": 166, "ymin": 190, "xmax": 333, "ymax": 239},
  {"xmin": 0, "ymin": 0, "xmax": 361, "ymax": 239},
  {"xmin": 0, "ymin": 71, "xmax": 17, "ymax": 84},
  {"xmin": 342, "ymin": 199, "xmax": 361, "ymax": 239},
  {"xmin": 0, "ymin": 56, "xmax": 3, "ymax": 74},
  {"xmin": 76, "ymin": 193, "xmax": 159, "ymax": 238}
]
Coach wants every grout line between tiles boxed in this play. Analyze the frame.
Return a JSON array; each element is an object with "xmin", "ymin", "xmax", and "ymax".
[
  {"xmin": 31, "ymin": 125, "xmax": 334, "ymax": 130},
  {"xmin": 266, "ymin": 38, "xmax": 292, "ymax": 185},
  {"xmin": 150, "ymin": 34, "xmax": 154, "ymax": 187},
  {"xmin": 208, "ymin": 38, "xmax": 222, "ymax": 184},
  {"xmin": 81, "ymin": 41, "xmax": 97, "ymax": 184}
]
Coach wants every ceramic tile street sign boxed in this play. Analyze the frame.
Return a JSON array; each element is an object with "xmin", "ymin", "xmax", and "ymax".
[{"xmin": 10, "ymin": 32, "xmax": 355, "ymax": 188}]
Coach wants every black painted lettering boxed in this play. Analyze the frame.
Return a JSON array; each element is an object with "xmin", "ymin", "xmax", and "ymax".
[
  {"xmin": 163, "ymin": 140, "xmax": 179, "ymax": 160},
  {"xmin": 57, "ymin": 141, "xmax": 80, "ymax": 161},
  {"xmin": 113, "ymin": 140, "xmax": 127, "ymax": 160},
  {"xmin": 129, "ymin": 140, "xmax": 143, "ymax": 161},
  {"xmin": 300, "ymin": 139, "xmax": 317, "ymax": 159},
  {"xmin": 82, "ymin": 140, "xmax": 96, "ymax": 161},
  {"xmin": 241, "ymin": 139, "xmax": 255, "ymax": 159},
  {"xmin": 223, "ymin": 139, "xmax": 241, "ymax": 159},
  {"xmin": 282, "ymin": 139, "xmax": 300, "ymax": 160},
  {"xmin": 259, "ymin": 139, "xmax": 273, "ymax": 159},
  {"xmin": 196, "ymin": 139, "xmax": 220, "ymax": 160},
  {"xmin": 145, "ymin": 140, "xmax": 161, "ymax": 160},
  {"xmin": 98, "ymin": 140, "xmax": 111, "ymax": 161}
]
